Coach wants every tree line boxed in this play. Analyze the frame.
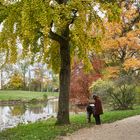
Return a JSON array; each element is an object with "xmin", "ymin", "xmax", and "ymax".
[{"xmin": 0, "ymin": 62, "xmax": 59, "ymax": 92}]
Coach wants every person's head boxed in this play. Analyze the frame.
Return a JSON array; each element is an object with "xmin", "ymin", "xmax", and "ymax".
[{"xmin": 92, "ymin": 94, "xmax": 98, "ymax": 100}]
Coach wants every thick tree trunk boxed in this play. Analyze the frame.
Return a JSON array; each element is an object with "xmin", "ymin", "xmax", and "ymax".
[
  {"xmin": 57, "ymin": 40, "xmax": 70, "ymax": 124},
  {"xmin": 49, "ymin": 0, "xmax": 71, "ymax": 124}
]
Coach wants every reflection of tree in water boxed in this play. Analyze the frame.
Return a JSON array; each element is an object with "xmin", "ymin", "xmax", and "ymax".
[
  {"xmin": 54, "ymin": 101, "xmax": 58, "ymax": 113},
  {"xmin": 48, "ymin": 100, "xmax": 58, "ymax": 114},
  {"xmin": 54, "ymin": 102, "xmax": 58, "ymax": 113},
  {"xmin": 10, "ymin": 105, "xmax": 26, "ymax": 116},
  {"xmin": 27, "ymin": 104, "xmax": 45, "ymax": 114},
  {"xmin": 0, "ymin": 100, "xmax": 59, "ymax": 130}
]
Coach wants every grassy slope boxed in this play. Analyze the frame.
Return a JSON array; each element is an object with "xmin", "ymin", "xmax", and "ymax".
[
  {"xmin": 0, "ymin": 106, "xmax": 140, "ymax": 140},
  {"xmin": 0, "ymin": 90, "xmax": 59, "ymax": 101}
]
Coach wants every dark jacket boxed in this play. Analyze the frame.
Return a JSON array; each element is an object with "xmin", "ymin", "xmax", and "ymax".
[
  {"xmin": 94, "ymin": 98, "xmax": 103, "ymax": 115},
  {"xmin": 86, "ymin": 104, "xmax": 95, "ymax": 114}
]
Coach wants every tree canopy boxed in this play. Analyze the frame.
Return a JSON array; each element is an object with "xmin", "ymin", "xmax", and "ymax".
[
  {"xmin": 0, "ymin": 0, "xmax": 122, "ymax": 70},
  {"xmin": 101, "ymin": 1, "xmax": 140, "ymax": 78}
]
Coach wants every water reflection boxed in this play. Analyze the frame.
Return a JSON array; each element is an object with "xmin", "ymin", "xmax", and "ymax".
[
  {"xmin": 0, "ymin": 99, "xmax": 86, "ymax": 131},
  {"xmin": 10, "ymin": 105, "xmax": 26, "ymax": 116},
  {"xmin": 0, "ymin": 99, "xmax": 58, "ymax": 131}
]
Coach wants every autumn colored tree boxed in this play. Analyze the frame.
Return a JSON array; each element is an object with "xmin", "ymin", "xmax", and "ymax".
[
  {"xmin": 7, "ymin": 72, "xmax": 24, "ymax": 90},
  {"xmin": 92, "ymin": 1, "xmax": 140, "ymax": 110},
  {"xmin": 0, "ymin": 0, "xmax": 127, "ymax": 124},
  {"xmin": 101, "ymin": 1, "xmax": 140, "ymax": 78},
  {"xmin": 70, "ymin": 57, "xmax": 103, "ymax": 105}
]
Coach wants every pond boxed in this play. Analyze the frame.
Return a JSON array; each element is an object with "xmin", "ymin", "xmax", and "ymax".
[{"xmin": 0, "ymin": 99, "xmax": 85, "ymax": 131}]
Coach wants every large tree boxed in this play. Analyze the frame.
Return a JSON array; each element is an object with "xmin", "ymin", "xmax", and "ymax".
[
  {"xmin": 101, "ymin": 1, "xmax": 140, "ymax": 78},
  {"xmin": 0, "ymin": 0, "xmax": 127, "ymax": 124}
]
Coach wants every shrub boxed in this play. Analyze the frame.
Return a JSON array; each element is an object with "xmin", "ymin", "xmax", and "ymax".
[
  {"xmin": 43, "ymin": 94, "xmax": 48, "ymax": 100},
  {"xmin": 90, "ymin": 78, "xmax": 136, "ymax": 110},
  {"xmin": 29, "ymin": 98, "xmax": 38, "ymax": 104},
  {"xmin": 90, "ymin": 79, "xmax": 114, "ymax": 104}
]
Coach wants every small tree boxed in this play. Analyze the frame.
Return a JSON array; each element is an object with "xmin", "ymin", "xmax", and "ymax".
[
  {"xmin": 7, "ymin": 72, "xmax": 24, "ymax": 90},
  {"xmin": 30, "ymin": 79, "xmax": 42, "ymax": 91},
  {"xmin": 70, "ymin": 58, "xmax": 103, "ymax": 105}
]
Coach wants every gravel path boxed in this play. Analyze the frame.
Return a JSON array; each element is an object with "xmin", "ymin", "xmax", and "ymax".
[{"xmin": 61, "ymin": 115, "xmax": 140, "ymax": 140}]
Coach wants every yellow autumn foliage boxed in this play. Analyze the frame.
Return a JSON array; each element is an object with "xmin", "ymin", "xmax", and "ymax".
[
  {"xmin": 104, "ymin": 66, "xmax": 120, "ymax": 79},
  {"xmin": 124, "ymin": 58, "xmax": 140, "ymax": 70}
]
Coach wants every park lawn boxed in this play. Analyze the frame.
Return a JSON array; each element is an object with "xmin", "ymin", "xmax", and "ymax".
[
  {"xmin": 0, "ymin": 90, "xmax": 59, "ymax": 101},
  {"xmin": 0, "ymin": 106, "xmax": 140, "ymax": 140}
]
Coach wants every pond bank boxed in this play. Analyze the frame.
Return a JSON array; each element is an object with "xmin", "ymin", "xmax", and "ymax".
[
  {"xmin": 0, "ymin": 106, "xmax": 140, "ymax": 140},
  {"xmin": 0, "ymin": 96, "xmax": 58, "ymax": 105},
  {"xmin": 0, "ymin": 90, "xmax": 59, "ymax": 105}
]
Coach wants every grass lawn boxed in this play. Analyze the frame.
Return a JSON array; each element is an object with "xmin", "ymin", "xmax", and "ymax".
[
  {"xmin": 0, "ymin": 90, "xmax": 59, "ymax": 101},
  {"xmin": 0, "ymin": 106, "xmax": 140, "ymax": 140}
]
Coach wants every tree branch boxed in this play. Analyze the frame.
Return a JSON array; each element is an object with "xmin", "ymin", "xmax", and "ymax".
[
  {"xmin": 61, "ymin": 9, "xmax": 78, "ymax": 40},
  {"xmin": 48, "ymin": 21, "xmax": 64, "ymax": 42},
  {"xmin": 49, "ymin": 29, "xmax": 64, "ymax": 42},
  {"xmin": 55, "ymin": 0, "xmax": 68, "ymax": 4}
]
